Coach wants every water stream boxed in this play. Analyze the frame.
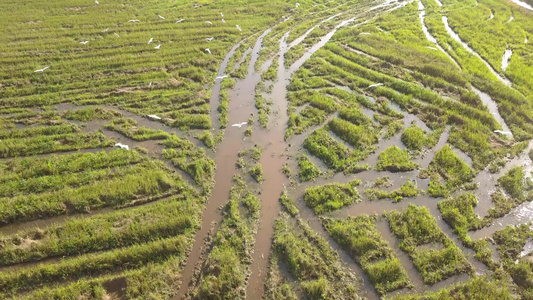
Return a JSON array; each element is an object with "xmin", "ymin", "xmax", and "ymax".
[
  {"xmin": 501, "ymin": 48, "xmax": 512, "ymax": 71},
  {"xmin": 442, "ymin": 16, "xmax": 511, "ymax": 86},
  {"xmin": 470, "ymin": 86, "xmax": 512, "ymax": 135},
  {"xmin": 417, "ymin": 2, "xmax": 461, "ymax": 68},
  {"xmin": 510, "ymin": 0, "xmax": 533, "ymax": 10}
]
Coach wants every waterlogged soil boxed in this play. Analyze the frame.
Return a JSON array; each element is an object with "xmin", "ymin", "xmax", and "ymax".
[{"xmin": 4, "ymin": 0, "xmax": 533, "ymax": 299}]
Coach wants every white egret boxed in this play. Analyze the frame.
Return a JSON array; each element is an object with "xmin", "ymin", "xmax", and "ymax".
[
  {"xmin": 221, "ymin": 18, "xmax": 226, "ymax": 23},
  {"xmin": 359, "ymin": 32, "xmax": 371, "ymax": 35},
  {"xmin": 232, "ymin": 122, "xmax": 247, "ymax": 128},
  {"xmin": 205, "ymin": 48, "xmax": 211, "ymax": 54},
  {"xmin": 114, "ymin": 143, "xmax": 130, "ymax": 150},
  {"xmin": 176, "ymin": 19, "xmax": 185, "ymax": 23},
  {"xmin": 425, "ymin": 46, "xmax": 438, "ymax": 51},
  {"xmin": 154, "ymin": 44, "xmax": 161, "ymax": 49},
  {"xmin": 296, "ymin": 2, "xmax": 300, "ymax": 7},
  {"xmin": 148, "ymin": 115, "xmax": 161, "ymax": 120},
  {"xmin": 216, "ymin": 75, "xmax": 229, "ymax": 79},
  {"xmin": 236, "ymin": 25, "xmax": 242, "ymax": 31},
  {"xmin": 114, "ymin": 32, "xmax": 120, "ymax": 37},
  {"xmin": 148, "ymin": 38, "xmax": 153, "ymax": 44},
  {"xmin": 206, "ymin": 37, "xmax": 214, "ymax": 41},
  {"xmin": 80, "ymin": 40, "xmax": 89, "ymax": 45},
  {"xmin": 129, "ymin": 20, "xmax": 140, "ymax": 23},
  {"xmin": 158, "ymin": 15, "xmax": 165, "ymax": 20},
  {"xmin": 494, "ymin": 130, "xmax": 512, "ymax": 137},
  {"xmin": 368, "ymin": 83, "xmax": 383, "ymax": 88},
  {"xmin": 205, "ymin": 21, "xmax": 212, "ymax": 25},
  {"xmin": 102, "ymin": 28, "xmax": 109, "ymax": 32},
  {"xmin": 34, "ymin": 66, "xmax": 49, "ymax": 73},
  {"xmin": 95, "ymin": 0, "xmax": 99, "ymax": 4},
  {"xmin": 148, "ymin": 82, "xmax": 152, "ymax": 87},
  {"xmin": 221, "ymin": 12, "xmax": 224, "ymax": 17}
]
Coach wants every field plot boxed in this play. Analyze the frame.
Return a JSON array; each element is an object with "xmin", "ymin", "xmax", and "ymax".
[{"xmin": 1, "ymin": 0, "xmax": 533, "ymax": 299}]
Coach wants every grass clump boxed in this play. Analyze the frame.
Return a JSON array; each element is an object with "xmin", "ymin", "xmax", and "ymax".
[
  {"xmin": 428, "ymin": 145, "xmax": 474, "ymax": 197},
  {"xmin": 386, "ymin": 204, "xmax": 472, "ymax": 284},
  {"xmin": 365, "ymin": 180, "xmax": 421, "ymax": 202},
  {"xmin": 376, "ymin": 145, "xmax": 418, "ymax": 172},
  {"xmin": 192, "ymin": 176, "xmax": 259, "ymax": 299},
  {"xmin": 303, "ymin": 128, "xmax": 349, "ymax": 171},
  {"xmin": 323, "ymin": 215, "xmax": 410, "ymax": 294},
  {"xmin": 390, "ymin": 275, "xmax": 514, "ymax": 300},
  {"xmin": 279, "ymin": 191, "xmax": 299, "ymax": 217},
  {"xmin": 249, "ymin": 164, "xmax": 264, "ymax": 182},
  {"xmin": 438, "ymin": 192, "xmax": 487, "ymax": 239},
  {"xmin": 105, "ymin": 117, "xmax": 170, "ymax": 141},
  {"xmin": 492, "ymin": 224, "xmax": 533, "ymax": 297},
  {"xmin": 162, "ymin": 135, "xmax": 215, "ymax": 193},
  {"xmin": 196, "ymin": 130, "xmax": 214, "ymax": 149},
  {"xmin": 297, "ymin": 153, "xmax": 321, "ymax": 181},
  {"xmin": 498, "ymin": 166, "xmax": 530, "ymax": 201},
  {"xmin": 265, "ymin": 215, "xmax": 360, "ymax": 300},
  {"xmin": 328, "ymin": 117, "xmax": 379, "ymax": 153},
  {"xmin": 304, "ymin": 180, "xmax": 361, "ymax": 215},
  {"xmin": 401, "ymin": 124, "xmax": 428, "ymax": 151}
]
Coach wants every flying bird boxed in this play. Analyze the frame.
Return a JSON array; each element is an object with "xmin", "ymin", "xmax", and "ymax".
[
  {"xmin": 148, "ymin": 38, "xmax": 153, "ymax": 44},
  {"xmin": 34, "ymin": 66, "xmax": 49, "ymax": 73},
  {"xmin": 205, "ymin": 48, "xmax": 211, "ymax": 54},
  {"xmin": 102, "ymin": 28, "xmax": 109, "ymax": 32},
  {"xmin": 232, "ymin": 122, "xmax": 248, "ymax": 128},
  {"xmin": 158, "ymin": 15, "xmax": 165, "ymax": 20},
  {"xmin": 129, "ymin": 20, "xmax": 140, "ymax": 23},
  {"xmin": 206, "ymin": 37, "xmax": 214, "ymax": 41},
  {"xmin": 80, "ymin": 40, "xmax": 89, "ymax": 45},
  {"xmin": 205, "ymin": 21, "xmax": 212, "ymax": 25},
  {"xmin": 176, "ymin": 19, "xmax": 185, "ymax": 23},
  {"xmin": 154, "ymin": 44, "xmax": 161, "ymax": 49},
  {"xmin": 236, "ymin": 25, "xmax": 242, "ymax": 31}
]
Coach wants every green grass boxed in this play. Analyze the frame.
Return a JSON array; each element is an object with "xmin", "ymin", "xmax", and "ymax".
[
  {"xmin": 304, "ymin": 180, "xmax": 361, "ymax": 215},
  {"xmin": 365, "ymin": 180, "xmax": 421, "ymax": 202},
  {"xmin": 386, "ymin": 204, "xmax": 472, "ymax": 284},
  {"xmin": 162, "ymin": 135, "xmax": 215, "ymax": 193},
  {"xmin": 266, "ymin": 215, "xmax": 360, "ymax": 300},
  {"xmin": 191, "ymin": 176, "xmax": 260, "ymax": 299},
  {"xmin": 297, "ymin": 153, "xmax": 321, "ymax": 181},
  {"xmin": 376, "ymin": 145, "xmax": 418, "ymax": 172},
  {"xmin": 323, "ymin": 215, "xmax": 411, "ymax": 294},
  {"xmin": 105, "ymin": 116, "xmax": 170, "ymax": 141},
  {"xmin": 428, "ymin": 145, "xmax": 474, "ymax": 196}
]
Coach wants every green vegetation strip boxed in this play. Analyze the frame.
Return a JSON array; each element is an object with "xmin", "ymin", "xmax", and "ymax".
[
  {"xmin": 386, "ymin": 204, "xmax": 472, "ymax": 284},
  {"xmin": 324, "ymin": 215, "xmax": 411, "ymax": 294}
]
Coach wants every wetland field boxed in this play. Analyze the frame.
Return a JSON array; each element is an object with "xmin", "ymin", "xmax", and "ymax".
[{"xmin": 1, "ymin": 0, "xmax": 533, "ymax": 299}]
